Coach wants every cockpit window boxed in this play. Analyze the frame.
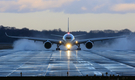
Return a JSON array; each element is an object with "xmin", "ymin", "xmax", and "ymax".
[{"xmin": 66, "ymin": 37, "xmax": 71, "ymax": 39}]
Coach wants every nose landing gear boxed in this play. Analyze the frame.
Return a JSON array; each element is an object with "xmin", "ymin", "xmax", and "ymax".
[
  {"xmin": 56, "ymin": 44, "xmax": 60, "ymax": 50},
  {"xmin": 77, "ymin": 48, "xmax": 81, "ymax": 50},
  {"xmin": 67, "ymin": 49, "xmax": 70, "ymax": 50},
  {"xmin": 56, "ymin": 48, "xmax": 60, "ymax": 50},
  {"xmin": 77, "ymin": 44, "xmax": 81, "ymax": 50}
]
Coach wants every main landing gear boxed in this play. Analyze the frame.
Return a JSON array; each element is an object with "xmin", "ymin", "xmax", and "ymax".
[
  {"xmin": 56, "ymin": 48, "xmax": 60, "ymax": 50},
  {"xmin": 77, "ymin": 48, "xmax": 81, "ymax": 50},
  {"xmin": 77, "ymin": 44, "xmax": 81, "ymax": 50},
  {"xmin": 56, "ymin": 44, "xmax": 60, "ymax": 50}
]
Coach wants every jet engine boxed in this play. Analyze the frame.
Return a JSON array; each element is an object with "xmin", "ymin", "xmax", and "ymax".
[
  {"xmin": 85, "ymin": 41, "xmax": 93, "ymax": 49},
  {"xmin": 44, "ymin": 41, "xmax": 52, "ymax": 49}
]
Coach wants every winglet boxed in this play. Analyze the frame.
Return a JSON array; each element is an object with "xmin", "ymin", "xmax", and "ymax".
[{"xmin": 5, "ymin": 32, "xmax": 9, "ymax": 37}]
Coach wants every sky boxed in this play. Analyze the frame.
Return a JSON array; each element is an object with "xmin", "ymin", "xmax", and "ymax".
[{"xmin": 0, "ymin": 0, "xmax": 135, "ymax": 32}]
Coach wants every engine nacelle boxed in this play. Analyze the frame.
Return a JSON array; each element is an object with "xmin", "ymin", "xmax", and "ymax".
[
  {"xmin": 85, "ymin": 41, "xmax": 93, "ymax": 49},
  {"xmin": 44, "ymin": 41, "xmax": 52, "ymax": 49}
]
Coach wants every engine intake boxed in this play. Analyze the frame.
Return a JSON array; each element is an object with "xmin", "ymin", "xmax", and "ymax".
[
  {"xmin": 85, "ymin": 41, "xmax": 93, "ymax": 49},
  {"xmin": 44, "ymin": 41, "xmax": 52, "ymax": 49}
]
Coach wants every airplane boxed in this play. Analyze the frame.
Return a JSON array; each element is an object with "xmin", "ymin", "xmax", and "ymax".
[{"xmin": 5, "ymin": 18, "xmax": 127, "ymax": 50}]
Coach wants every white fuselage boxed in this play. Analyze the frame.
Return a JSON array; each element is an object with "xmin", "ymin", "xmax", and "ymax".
[
  {"xmin": 62, "ymin": 33, "xmax": 75, "ymax": 49},
  {"xmin": 63, "ymin": 33, "xmax": 75, "ymax": 43}
]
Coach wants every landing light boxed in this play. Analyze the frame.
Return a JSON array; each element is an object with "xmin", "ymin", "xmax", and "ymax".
[
  {"xmin": 66, "ymin": 43, "xmax": 71, "ymax": 49},
  {"xmin": 75, "ymin": 41, "xmax": 78, "ymax": 44},
  {"xmin": 59, "ymin": 41, "xmax": 62, "ymax": 44}
]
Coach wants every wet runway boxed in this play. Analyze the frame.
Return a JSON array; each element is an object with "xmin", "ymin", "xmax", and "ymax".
[{"xmin": 0, "ymin": 49, "xmax": 135, "ymax": 76}]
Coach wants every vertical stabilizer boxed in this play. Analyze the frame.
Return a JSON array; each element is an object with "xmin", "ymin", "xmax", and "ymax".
[{"xmin": 68, "ymin": 18, "xmax": 69, "ymax": 32}]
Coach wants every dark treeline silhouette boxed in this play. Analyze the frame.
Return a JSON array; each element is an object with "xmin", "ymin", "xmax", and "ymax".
[{"xmin": 0, "ymin": 25, "xmax": 133, "ymax": 43}]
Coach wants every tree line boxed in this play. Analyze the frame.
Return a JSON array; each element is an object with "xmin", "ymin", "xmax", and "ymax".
[{"xmin": 0, "ymin": 25, "xmax": 132, "ymax": 43}]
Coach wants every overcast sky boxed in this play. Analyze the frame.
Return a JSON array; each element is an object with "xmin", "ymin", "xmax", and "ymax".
[{"xmin": 0, "ymin": 0, "xmax": 135, "ymax": 32}]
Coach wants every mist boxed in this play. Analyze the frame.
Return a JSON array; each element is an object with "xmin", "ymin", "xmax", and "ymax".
[
  {"xmin": 13, "ymin": 39, "xmax": 45, "ymax": 50},
  {"xmin": 13, "ymin": 39, "xmax": 67, "ymax": 51},
  {"xmin": 92, "ymin": 34, "xmax": 135, "ymax": 50},
  {"xmin": 12, "ymin": 34, "xmax": 135, "ymax": 51}
]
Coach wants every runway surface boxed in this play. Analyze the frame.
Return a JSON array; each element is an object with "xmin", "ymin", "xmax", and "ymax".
[{"xmin": 0, "ymin": 49, "xmax": 135, "ymax": 76}]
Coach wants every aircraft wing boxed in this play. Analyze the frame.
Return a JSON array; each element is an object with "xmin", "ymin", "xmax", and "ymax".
[
  {"xmin": 77, "ymin": 35, "xmax": 126, "ymax": 44},
  {"xmin": 51, "ymin": 34, "xmax": 63, "ymax": 37},
  {"xmin": 5, "ymin": 32, "xmax": 60, "ymax": 44},
  {"xmin": 74, "ymin": 34, "xmax": 86, "ymax": 37}
]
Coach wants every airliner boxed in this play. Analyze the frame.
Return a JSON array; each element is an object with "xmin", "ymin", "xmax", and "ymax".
[{"xmin": 5, "ymin": 18, "xmax": 126, "ymax": 50}]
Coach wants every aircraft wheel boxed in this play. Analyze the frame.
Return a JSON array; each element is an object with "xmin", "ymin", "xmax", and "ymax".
[
  {"xmin": 67, "ymin": 49, "xmax": 70, "ymax": 50},
  {"xmin": 56, "ymin": 48, "xmax": 60, "ymax": 50},
  {"xmin": 77, "ymin": 48, "xmax": 81, "ymax": 50}
]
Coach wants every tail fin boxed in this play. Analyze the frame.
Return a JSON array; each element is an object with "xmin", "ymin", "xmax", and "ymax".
[{"xmin": 68, "ymin": 18, "xmax": 69, "ymax": 32}]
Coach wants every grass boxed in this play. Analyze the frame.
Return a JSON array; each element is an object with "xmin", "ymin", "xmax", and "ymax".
[{"xmin": 0, "ymin": 43, "xmax": 13, "ymax": 50}]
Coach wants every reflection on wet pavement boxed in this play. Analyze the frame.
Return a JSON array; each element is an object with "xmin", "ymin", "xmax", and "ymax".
[{"xmin": 0, "ymin": 50, "xmax": 135, "ymax": 76}]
